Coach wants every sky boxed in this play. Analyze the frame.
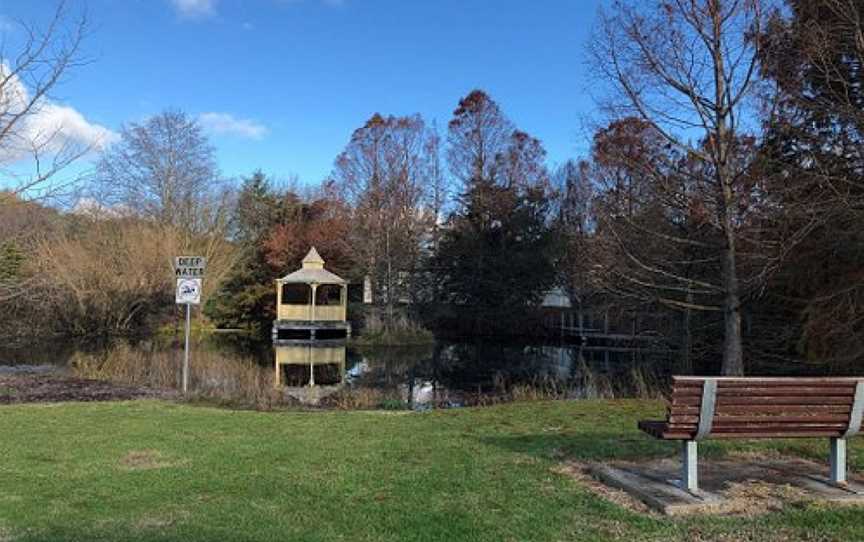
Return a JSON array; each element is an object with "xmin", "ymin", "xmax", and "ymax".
[{"xmin": 2, "ymin": 0, "xmax": 603, "ymax": 187}]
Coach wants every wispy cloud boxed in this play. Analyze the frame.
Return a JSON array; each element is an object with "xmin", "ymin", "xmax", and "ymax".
[
  {"xmin": 169, "ymin": 0, "xmax": 217, "ymax": 19},
  {"xmin": 198, "ymin": 112, "xmax": 269, "ymax": 140}
]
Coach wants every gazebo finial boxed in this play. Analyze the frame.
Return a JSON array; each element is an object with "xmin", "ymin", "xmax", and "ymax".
[{"xmin": 302, "ymin": 247, "xmax": 325, "ymax": 269}]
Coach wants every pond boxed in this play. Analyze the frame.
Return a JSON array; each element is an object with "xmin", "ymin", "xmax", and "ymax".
[{"xmin": 0, "ymin": 335, "xmax": 843, "ymax": 409}]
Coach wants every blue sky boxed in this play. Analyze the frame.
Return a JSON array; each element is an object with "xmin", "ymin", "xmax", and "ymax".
[{"xmin": 4, "ymin": 0, "xmax": 602, "ymax": 186}]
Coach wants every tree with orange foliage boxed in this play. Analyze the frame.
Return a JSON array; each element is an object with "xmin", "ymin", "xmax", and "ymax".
[{"xmin": 263, "ymin": 191, "xmax": 354, "ymax": 278}]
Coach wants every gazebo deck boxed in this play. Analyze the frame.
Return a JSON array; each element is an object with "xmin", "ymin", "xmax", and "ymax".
[{"xmin": 272, "ymin": 320, "xmax": 351, "ymax": 342}]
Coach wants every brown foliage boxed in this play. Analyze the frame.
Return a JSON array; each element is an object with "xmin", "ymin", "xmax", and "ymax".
[
  {"xmin": 263, "ymin": 197, "xmax": 354, "ymax": 277},
  {"xmin": 447, "ymin": 89, "xmax": 514, "ymax": 186}
]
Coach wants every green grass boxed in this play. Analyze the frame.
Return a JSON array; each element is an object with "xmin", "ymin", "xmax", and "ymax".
[{"xmin": 1, "ymin": 399, "xmax": 863, "ymax": 541}]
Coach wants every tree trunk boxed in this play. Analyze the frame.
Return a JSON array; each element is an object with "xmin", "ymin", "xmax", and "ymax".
[
  {"xmin": 721, "ymin": 240, "xmax": 744, "ymax": 375},
  {"xmin": 385, "ymin": 228, "xmax": 394, "ymax": 330},
  {"xmin": 681, "ymin": 284, "xmax": 693, "ymax": 374},
  {"xmin": 712, "ymin": 2, "xmax": 744, "ymax": 376}
]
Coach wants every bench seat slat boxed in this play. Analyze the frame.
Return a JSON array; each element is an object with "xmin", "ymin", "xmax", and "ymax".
[
  {"xmin": 638, "ymin": 421, "xmax": 846, "ymax": 440},
  {"xmin": 712, "ymin": 422, "xmax": 848, "ymax": 430},
  {"xmin": 716, "ymin": 396, "xmax": 854, "ymax": 406},
  {"xmin": 672, "ymin": 387, "xmax": 855, "ymax": 397},
  {"xmin": 718, "ymin": 404, "xmax": 851, "ymax": 416},
  {"xmin": 673, "ymin": 396, "xmax": 853, "ymax": 406},
  {"xmin": 709, "ymin": 431, "xmax": 845, "ymax": 438},
  {"xmin": 669, "ymin": 405, "xmax": 852, "ymax": 416},
  {"xmin": 670, "ymin": 414, "xmax": 851, "ymax": 424},
  {"xmin": 673, "ymin": 377, "xmax": 864, "ymax": 385}
]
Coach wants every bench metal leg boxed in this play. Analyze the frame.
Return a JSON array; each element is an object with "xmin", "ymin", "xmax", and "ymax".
[
  {"xmin": 831, "ymin": 437, "xmax": 847, "ymax": 485},
  {"xmin": 681, "ymin": 440, "xmax": 698, "ymax": 492}
]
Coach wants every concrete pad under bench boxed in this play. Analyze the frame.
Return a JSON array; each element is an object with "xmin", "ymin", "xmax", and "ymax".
[{"xmin": 589, "ymin": 458, "xmax": 864, "ymax": 516}]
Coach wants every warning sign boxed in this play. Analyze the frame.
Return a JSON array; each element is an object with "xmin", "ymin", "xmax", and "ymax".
[
  {"xmin": 176, "ymin": 278, "xmax": 202, "ymax": 305},
  {"xmin": 174, "ymin": 256, "xmax": 206, "ymax": 278}
]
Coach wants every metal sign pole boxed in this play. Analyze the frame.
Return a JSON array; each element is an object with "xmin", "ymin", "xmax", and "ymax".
[
  {"xmin": 183, "ymin": 302, "xmax": 191, "ymax": 394},
  {"xmin": 174, "ymin": 255, "xmax": 205, "ymax": 396}
]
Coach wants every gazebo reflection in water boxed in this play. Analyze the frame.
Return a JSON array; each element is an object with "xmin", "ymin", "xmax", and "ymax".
[{"xmin": 274, "ymin": 343, "xmax": 347, "ymax": 404}]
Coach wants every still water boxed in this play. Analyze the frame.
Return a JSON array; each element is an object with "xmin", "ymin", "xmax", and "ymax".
[
  {"xmin": 0, "ymin": 335, "xmax": 675, "ymax": 408},
  {"xmin": 1, "ymin": 331, "xmax": 850, "ymax": 409}
]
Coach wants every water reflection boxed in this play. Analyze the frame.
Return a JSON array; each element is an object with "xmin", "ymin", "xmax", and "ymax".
[
  {"xmin": 2, "ymin": 335, "xmax": 678, "ymax": 409},
  {"xmin": 275, "ymin": 343, "xmax": 347, "ymax": 404},
  {"xmin": 343, "ymin": 342, "xmax": 669, "ymax": 409}
]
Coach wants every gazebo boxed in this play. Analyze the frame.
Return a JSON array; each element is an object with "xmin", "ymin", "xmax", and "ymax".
[{"xmin": 272, "ymin": 247, "xmax": 351, "ymax": 342}]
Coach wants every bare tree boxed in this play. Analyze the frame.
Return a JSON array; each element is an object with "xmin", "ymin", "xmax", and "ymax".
[
  {"xmin": 447, "ymin": 90, "xmax": 514, "ymax": 188},
  {"xmin": 589, "ymin": 0, "xmax": 777, "ymax": 375},
  {"xmin": 425, "ymin": 121, "xmax": 449, "ymax": 252},
  {"xmin": 554, "ymin": 159, "xmax": 595, "ymax": 339},
  {"xmin": 0, "ymin": 2, "xmax": 98, "ymax": 313},
  {"xmin": 332, "ymin": 113, "xmax": 435, "ymax": 328},
  {"xmin": 95, "ymin": 110, "xmax": 223, "ymax": 235},
  {"xmin": 0, "ymin": 2, "xmax": 95, "ymax": 204}
]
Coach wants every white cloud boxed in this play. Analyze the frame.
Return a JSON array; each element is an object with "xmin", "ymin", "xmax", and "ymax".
[
  {"xmin": 0, "ymin": 63, "xmax": 118, "ymax": 162},
  {"xmin": 71, "ymin": 197, "xmax": 132, "ymax": 219},
  {"xmin": 169, "ymin": 0, "xmax": 216, "ymax": 19},
  {"xmin": 198, "ymin": 112, "xmax": 268, "ymax": 140},
  {"xmin": 29, "ymin": 102, "xmax": 119, "ymax": 151}
]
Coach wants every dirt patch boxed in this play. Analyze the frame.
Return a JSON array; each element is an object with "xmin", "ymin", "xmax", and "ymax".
[
  {"xmin": 119, "ymin": 450, "xmax": 184, "ymax": 471},
  {"xmin": 0, "ymin": 374, "xmax": 172, "ymax": 404},
  {"xmin": 135, "ymin": 510, "xmax": 189, "ymax": 530},
  {"xmin": 552, "ymin": 461, "xmax": 655, "ymax": 515},
  {"xmin": 570, "ymin": 456, "xmax": 864, "ymax": 517},
  {"xmin": 721, "ymin": 479, "xmax": 810, "ymax": 516}
]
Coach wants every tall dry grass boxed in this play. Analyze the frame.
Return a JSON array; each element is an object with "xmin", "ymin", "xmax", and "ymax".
[
  {"xmin": 30, "ymin": 220, "xmax": 240, "ymax": 336},
  {"xmin": 354, "ymin": 310, "xmax": 434, "ymax": 346},
  {"xmin": 71, "ymin": 343, "xmax": 280, "ymax": 409},
  {"xmin": 474, "ymin": 361, "xmax": 664, "ymax": 406}
]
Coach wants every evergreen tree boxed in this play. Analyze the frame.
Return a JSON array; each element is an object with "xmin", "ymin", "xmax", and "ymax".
[
  {"xmin": 204, "ymin": 171, "xmax": 282, "ymax": 333},
  {"xmin": 435, "ymin": 90, "xmax": 559, "ymax": 334}
]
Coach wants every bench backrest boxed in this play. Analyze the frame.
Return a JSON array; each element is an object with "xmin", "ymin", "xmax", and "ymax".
[{"xmin": 666, "ymin": 376, "xmax": 864, "ymax": 440}]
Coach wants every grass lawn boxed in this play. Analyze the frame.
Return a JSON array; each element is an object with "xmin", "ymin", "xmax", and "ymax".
[{"xmin": 1, "ymin": 399, "xmax": 862, "ymax": 541}]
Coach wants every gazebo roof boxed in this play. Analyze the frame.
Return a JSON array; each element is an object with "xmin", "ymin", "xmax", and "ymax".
[{"xmin": 278, "ymin": 247, "xmax": 346, "ymax": 284}]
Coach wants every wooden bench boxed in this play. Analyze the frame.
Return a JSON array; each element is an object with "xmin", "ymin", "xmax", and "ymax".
[{"xmin": 638, "ymin": 376, "xmax": 864, "ymax": 492}]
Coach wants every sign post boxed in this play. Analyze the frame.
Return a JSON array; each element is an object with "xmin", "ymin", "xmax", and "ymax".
[
  {"xmin": 174, "ymin": 257, "xmax": 206, "ymax": 395},
  {"xmin": 184, "ymin": 301, "xmax": 191, "ymax": 393}
]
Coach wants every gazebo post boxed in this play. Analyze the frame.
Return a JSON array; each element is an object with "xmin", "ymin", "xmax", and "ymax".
[
  {"xmin": 308, "ymin": 343, "xmax": 314, "ymax": 387},
  {"xmin": 276, "ymin": 280, "xmax": 283, "ymax": 320},
  {"xmin": 341, "ymin": 285, "xmax": 347, "ymax": 321},
  {"xmin": 310, "ymin": 283, "xmax": 317, "ymax": 321}
]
